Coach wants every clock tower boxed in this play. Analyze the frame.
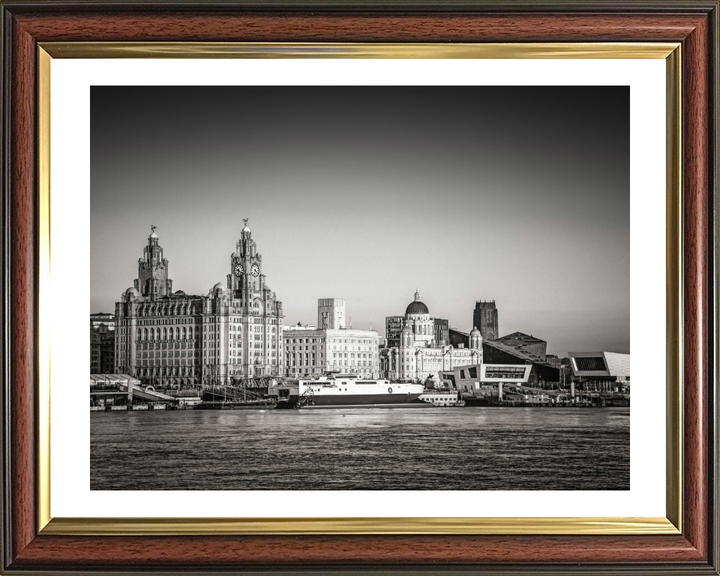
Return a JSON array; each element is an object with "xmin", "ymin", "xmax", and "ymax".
[
  {"xmin": 226, "ymin": 218, "xmax": 263, "ymax": 300},
  {"xmin": 201, "ymin": 219, "xmax": 284, "ymax": 382}
]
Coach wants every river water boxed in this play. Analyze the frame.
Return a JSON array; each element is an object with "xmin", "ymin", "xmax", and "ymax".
[{"xmin": 91, "ymin": 406, "xmax": 629, "ymax": 490}]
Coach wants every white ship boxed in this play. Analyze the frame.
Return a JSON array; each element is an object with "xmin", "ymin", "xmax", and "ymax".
[{"xmin": 274, "ymin": 374, "xmax": 425, "ymax": 409}]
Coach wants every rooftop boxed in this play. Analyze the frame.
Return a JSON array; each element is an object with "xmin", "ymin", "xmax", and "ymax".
[
  {"xmin": 496, "ymin": 331, "xmax": 546, "ymax": 345},
  {"xmin": 483, "ymin": 340, "xmax": 555, "ymax": 367}
]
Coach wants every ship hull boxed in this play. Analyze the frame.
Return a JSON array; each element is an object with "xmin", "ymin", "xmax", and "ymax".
[
  {"xmin": 310, "ymin": 392, "xmax": 423, "ymax": 406},
  {"xmin": 277, "ymin": 393, "xmax": 424, "ymax": 408}
]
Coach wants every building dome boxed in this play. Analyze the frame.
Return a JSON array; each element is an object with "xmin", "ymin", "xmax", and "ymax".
[
  {"xmin": 405, "ymin": 290, "xmax": 429, "ymax": 315},
  {"xmin": 406, "ymin": 300, "xmax": 429, "ymax": 315},
  {"xmin": 470, "ymin": 326, "xmax": 481, "ymax": 337},
  {"xmin": 212, "ymin": 282, "xmax": 225, "ymax": 292},
  {"xmin": 124, "ymin": 287, "xmax": 140, "ymax": 299}
]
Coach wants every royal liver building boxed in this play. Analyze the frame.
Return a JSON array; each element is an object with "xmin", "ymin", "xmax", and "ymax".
[{"xmin": 114, "ymin": 221, "xmax": 284, "ymax": 388}]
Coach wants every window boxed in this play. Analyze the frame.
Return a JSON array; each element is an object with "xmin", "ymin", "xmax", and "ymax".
[
  {"xmin": 574, "ymin": 357, "xmax": 607, "ymax": 371},
  {"xmin": 485, "ymin": 366, "xmax": 527, "ymax": 379}
]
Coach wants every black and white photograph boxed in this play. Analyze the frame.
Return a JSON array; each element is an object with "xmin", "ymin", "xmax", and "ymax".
[{"xmin": 89, "ymin": 85, "xmax": 630, "ymax": 491}]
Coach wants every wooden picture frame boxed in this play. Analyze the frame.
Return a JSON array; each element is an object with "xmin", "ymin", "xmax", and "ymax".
[{"xmin": 1, "ymin": 1, "xmax": 717, "ymax": 573}]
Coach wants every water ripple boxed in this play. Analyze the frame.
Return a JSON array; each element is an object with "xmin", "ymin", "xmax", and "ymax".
[{"xmin": 91, "ymin": 407, "xmax": 629, "ymax": 490}]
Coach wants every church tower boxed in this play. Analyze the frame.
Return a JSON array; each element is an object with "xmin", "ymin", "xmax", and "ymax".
[
  {"xmin": 134, "ymin": 225, "xmax": 172, "ymax": 299},
  {"xmin": 473, "ymin": 300, "xmax": 499, "ymax": 341}
]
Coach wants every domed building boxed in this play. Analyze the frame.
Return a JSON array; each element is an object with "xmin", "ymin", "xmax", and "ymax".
[
  {"xmin": 403, "ymin": 291, "xmax": 435, "ymax": 347},
  {"xmin": 381, "ymin": 291, "xmax": 482, "ymax": 383}
]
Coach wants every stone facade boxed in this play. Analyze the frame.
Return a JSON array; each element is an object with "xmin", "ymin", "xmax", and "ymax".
[
  {"xmin": 385, "ymin": 293, "xmax": 449, "ymax": 349},
  {"xmin": 381, "ymin": 292, "xmax": 483, "ymax": 382},
  {"xmin": 283, "ymin": 326, "xmax": 380, "ymax": 379},
  {"xmin": 283, "ymin": 299, "xmax": 379, "ymax": 378},
  {"xmin": 114, "ymin": 223, "xmax": 284, "ymax": 388}
]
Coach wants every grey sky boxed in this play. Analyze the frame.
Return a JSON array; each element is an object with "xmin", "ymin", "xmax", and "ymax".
[{"xmin": 91, "ymin": 86, "xmax": 629, "ymax": 356}]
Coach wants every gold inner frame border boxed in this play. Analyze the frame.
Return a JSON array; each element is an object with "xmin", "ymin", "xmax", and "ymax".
[{"xmin": 36, "ymin": 41, "xmax": 682, "ymax": 536}]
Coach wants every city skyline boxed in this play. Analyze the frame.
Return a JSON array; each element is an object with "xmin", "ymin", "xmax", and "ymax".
[{"xmin": 91, "ymin": 85, "xmax": 630, "ymax": 356}]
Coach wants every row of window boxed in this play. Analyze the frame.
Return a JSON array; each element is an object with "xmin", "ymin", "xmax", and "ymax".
[
  {"xmin": 284, "ymin": 337, "xmax": 377, "ymax": 345},
  {"xmin": 136, "ymin": 327, "xmax": 195, "ymax": 340},
  {"xmin": 138, "ymin": 342, "xmax": 194, "ymax": 350},
  {"xmin": 139, "ymin": 351, "xmax": 199, "ymax": 358},
  {"xmin": 136, "ymin": 366, "xmax": 197, "ymax": 375},
  {"xmin": 139, "ymin": 359, "xmax": 198, "ymax": 366},
  {"xmin": 135, "ymin": 318, "xmax": 199, "ymax": 325},
  {"xmin": 135, "ymin": 305, "xmax": 200, "ymax": 317},
  {"xmin": 286, "ymin": 357, "xmax": 375, "ymax": 368}
]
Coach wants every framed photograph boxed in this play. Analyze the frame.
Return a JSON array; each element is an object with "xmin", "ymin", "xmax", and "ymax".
[{"xmin": 1, "ymin": 1, "xmax": 717, "ymax": 574}]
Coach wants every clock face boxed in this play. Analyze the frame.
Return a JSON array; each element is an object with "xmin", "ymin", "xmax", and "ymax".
[
  {"xmin": 250, "ymin": 264, "xmax": 260, "ymax": 277},
  {"xmin": 234, "ymin": 264, "xmax": 244, "ymax": 277}
]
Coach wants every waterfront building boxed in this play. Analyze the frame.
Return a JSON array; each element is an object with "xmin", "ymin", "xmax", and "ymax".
[
  {"xmin": 440, "ymin": 363, "xmax": 535, "ymax": 403},
  {"xmin": 569, "ymin": 351, "xmax": 630, "ymax": 391},
  {"xmin": 440, "ymin": 363, "xmax": 532, "ymax": 393},
  {"xmin": 473, "ymin": 300, "xmax": 499, "ymax": 341},
  {"xmin": 381, "ymin": 292, "xmax": 482, "ymax": 382},
  {"xmin": 283, "ymin": 299, "xmax": 379, "ymax": 378},
  {"xmin": 482, "ymin": 339, "xmax": 560, "ymax": 387},
  {"xmin": 386, "ymin": 295, "xmax": 450, "ymax": 348},
  {"xmin": 449, "ymin": 324, "xmax": 558, "ymax": 386},
  {"xmin": 90, "ymin": 315, "xmax": 115, "ymax": 374},
  {"xmin": 114, "ymin": 222, "xmax": 284, "ymax": 388}
]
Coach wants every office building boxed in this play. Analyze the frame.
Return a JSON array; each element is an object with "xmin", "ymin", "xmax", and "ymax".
[
  {"xmin": 283, "ymin": 299, "xmax": 379, "ymax": 378},
  {"xmin": 114, "ymin": 222, "xmax": 284, "ymax": 388}
]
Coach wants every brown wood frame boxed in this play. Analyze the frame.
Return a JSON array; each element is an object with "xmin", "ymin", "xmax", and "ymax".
[{"xmin": 1, "ymin": 1, "xmax": 718, "ymax": 573}]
